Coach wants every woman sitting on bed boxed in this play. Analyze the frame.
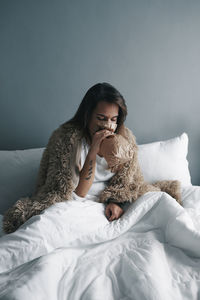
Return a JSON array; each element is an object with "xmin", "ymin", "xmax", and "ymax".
[{"xmin": 3, "ymin": 82, "xmax": 181, "ymax": 234}]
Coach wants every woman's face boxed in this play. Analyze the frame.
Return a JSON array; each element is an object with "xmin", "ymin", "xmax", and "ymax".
[{"xmin": 88, "ymin": 101, "xmax": 119, "ymax": 137}]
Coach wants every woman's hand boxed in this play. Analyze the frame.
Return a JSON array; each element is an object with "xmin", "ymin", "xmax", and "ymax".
[
  {"xmin": 89, "ymin": 129, "xmax": 114, "ymax": 156},
  {"xmin": 105, "ymin": 203, "xmax": 124, "ymax": 221}
]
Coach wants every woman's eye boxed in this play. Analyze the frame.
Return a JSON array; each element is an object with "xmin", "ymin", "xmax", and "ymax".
[{"xmin": 97, "ymin": 116, "xmax": 117, "ymax": 122}]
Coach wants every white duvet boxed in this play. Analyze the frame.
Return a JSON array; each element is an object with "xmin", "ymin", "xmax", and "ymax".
[{"xmin": 0, "ymin": 187, "xmax": 200, "ymax": 300}]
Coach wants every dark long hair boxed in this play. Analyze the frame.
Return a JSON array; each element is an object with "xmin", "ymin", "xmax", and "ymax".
[{"xmin": 68, "ymin": 83, "xmax": 127, "ymax": 137}]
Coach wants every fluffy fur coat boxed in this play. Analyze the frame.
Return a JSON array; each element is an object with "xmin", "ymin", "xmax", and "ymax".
[{"xmin": 3, "ymin": 122, "xmax": 181, "ymax": 233}]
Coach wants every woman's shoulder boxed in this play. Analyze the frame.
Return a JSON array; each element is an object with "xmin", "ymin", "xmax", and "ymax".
[
  {"xmin": 47, "ymin": 122, "xmax": 83, "ymax": 147},
  {"xmin": 118, "ymin": 124, "xmax": 137, "ymax": 145}
]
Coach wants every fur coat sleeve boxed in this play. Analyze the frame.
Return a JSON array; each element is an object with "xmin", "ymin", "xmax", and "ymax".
[
  {"xmin": 32, "ymin": 126, "xmax": 80, "ymax": 201},
  {"xmin": 99, "ymin": 125, "xmax": 182, "ymax": 205},
  {"xmin": 3, "ymin": 123, "xmax": 82, "ymax": 233}
]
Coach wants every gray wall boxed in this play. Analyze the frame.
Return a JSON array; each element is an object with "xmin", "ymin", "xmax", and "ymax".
[{"xmin": 0, "ymin": 0, "xmax": 200, "ymax": 185}]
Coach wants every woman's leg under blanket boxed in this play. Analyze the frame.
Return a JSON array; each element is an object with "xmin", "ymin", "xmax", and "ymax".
[{"xmin": 0, "ymin": 199, "xmax": 108, "ymax": 273}]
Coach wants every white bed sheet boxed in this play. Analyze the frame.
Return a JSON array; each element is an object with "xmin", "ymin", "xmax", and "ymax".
[{"xmin": 0, "ymin": 186, "xmax": 200, "ymax": 299}]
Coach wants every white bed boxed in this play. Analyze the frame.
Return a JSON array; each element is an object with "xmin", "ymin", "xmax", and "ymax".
[{"xmin": 0, "ymin": 133, "xmax": 200, "ymax": 300}]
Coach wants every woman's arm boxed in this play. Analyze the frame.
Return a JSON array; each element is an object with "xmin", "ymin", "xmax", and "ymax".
[
  {"xmin": 74, "ymin": 149, "xmax": 96, "ymax": 197},
  {"xmin": 75, "ymin": 129, "xmax": 114, "ymax": 198},
  {"xmin": 99, "ymin": 126, "xmax": 139, "ymax": 204}
]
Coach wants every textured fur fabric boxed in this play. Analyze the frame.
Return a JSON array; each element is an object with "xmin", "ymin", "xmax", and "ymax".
[{"xmin": 3, "ymin": 122, "xmax": 182, "ymax": 234}]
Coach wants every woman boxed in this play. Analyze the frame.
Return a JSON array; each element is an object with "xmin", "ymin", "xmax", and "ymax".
[{"xmin": 3, "ymin": 82, "xmax": 181, "ymax": 234}]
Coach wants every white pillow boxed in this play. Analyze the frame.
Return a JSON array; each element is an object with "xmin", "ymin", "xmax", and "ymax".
[
  {"xmin": 0, "ymin": 148, "xmax": 45, "ymax": 214},
  {"xmin": 138, "ymin": 133, "xmax": 192, "ymax": 187}
]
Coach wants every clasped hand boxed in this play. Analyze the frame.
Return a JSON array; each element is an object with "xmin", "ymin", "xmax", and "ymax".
[
  {"xmin": 90, "ymin": 128, "xmax": 114, "ymax": 156},
  {"xmin": 105, "ymin": 203, "xmax": 124, "ymax": 221}
]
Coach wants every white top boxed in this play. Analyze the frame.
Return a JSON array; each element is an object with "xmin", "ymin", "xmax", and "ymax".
[{"xmin": 72, "ymin": 138, "xmax": 115, "ymax": 202}]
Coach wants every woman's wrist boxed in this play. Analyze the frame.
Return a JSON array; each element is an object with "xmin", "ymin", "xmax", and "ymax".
[
  {"xmin": 88, "ymin": 147, "xmax": 98, "ymax": 159},
  {"xmin": 106, "ymin": 198, "xmax": 124, "ymax": 208}
]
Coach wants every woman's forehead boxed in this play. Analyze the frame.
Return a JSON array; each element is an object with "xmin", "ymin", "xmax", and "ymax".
[{"xmin": 94, "ymin": 101, "xmax": 119, "ymax": 115}]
